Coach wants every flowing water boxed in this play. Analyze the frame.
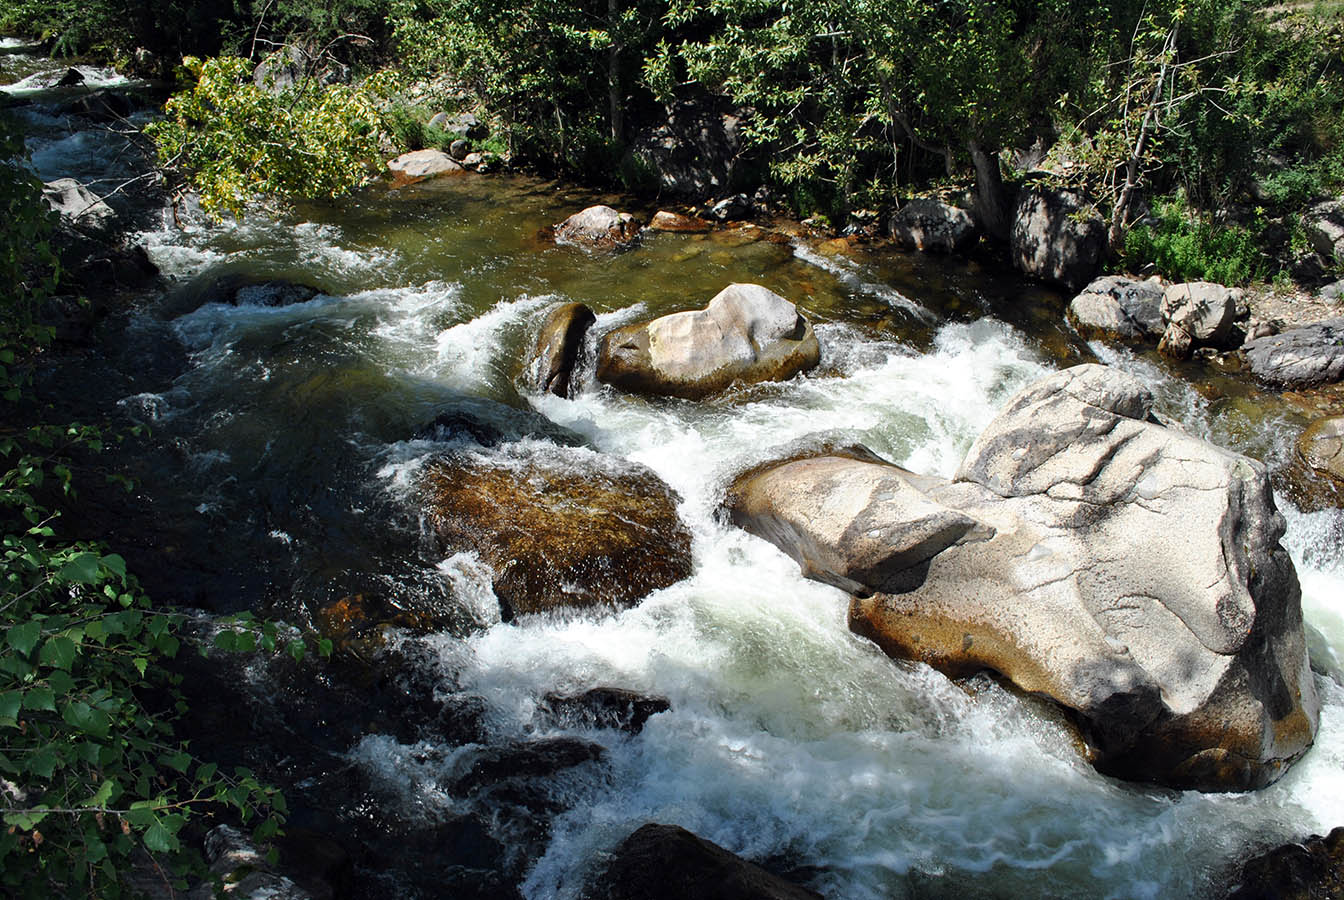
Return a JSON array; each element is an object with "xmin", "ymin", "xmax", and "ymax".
[{"xmin": 6, "ymin": 44, "xmax": 1344, "ymax": 899}]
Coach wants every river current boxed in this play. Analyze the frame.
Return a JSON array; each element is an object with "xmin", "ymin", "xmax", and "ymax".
[{"xmin": 5, "ymin": 43, "xmax": 1344, "ymax": 899}]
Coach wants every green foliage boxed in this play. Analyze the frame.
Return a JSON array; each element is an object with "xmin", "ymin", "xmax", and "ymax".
[
  {"xmin": 1, "ymin": 113, "xmax": 315, "ymax": 897},
  {"xmin": 1122, "ymin": 195, "xmax": 1266, "ymax": 285},
  {"xmin": 146, "ymin": 55, "xmax": 384, "ymax": 217}
]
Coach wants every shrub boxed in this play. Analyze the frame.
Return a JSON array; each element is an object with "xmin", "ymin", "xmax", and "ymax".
[{"xmin": 1122, "ymin": 195, "xmax": 1266, "ymax": 285}]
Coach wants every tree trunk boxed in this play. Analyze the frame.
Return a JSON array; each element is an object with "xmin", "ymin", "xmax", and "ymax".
[
  {"xmin": 608, "ymin": 0, "xmax": 623, "ymax": 142},
  {"xmin": 968, "ymin": 140, "xmax": 1011, "ymax": 242}
]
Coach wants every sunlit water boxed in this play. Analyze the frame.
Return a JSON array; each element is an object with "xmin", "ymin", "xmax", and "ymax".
[{"xmin": 8, "ymin": 43, "xmax": 1344, "ymax": 899}]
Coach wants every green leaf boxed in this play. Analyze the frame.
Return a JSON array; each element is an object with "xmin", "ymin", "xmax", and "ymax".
[
  {"xmin": 26, "ymin": 746, "xmax": 59, "ymax": 779},
  {"xmin": 39, "ymin": 635, "xmax": 78, "ymax": 671},
  {"xmin": 22, "ymin": 684, "xmax": 55, "ymax": 711},
  {"xmin": 57, "ymin": 551, "xmax": 102, "ymax": 584},
  {"xmin": 143, "ymin": 821, "xmax": 178, "ymax": 854},
  {"xmin": 82, "ymin": 779, "xmax": 115, "ymax": 808},
  {"xmin": 287, "ymin": 638, "xmax": 306, "ymax": 662},
  {"xmin": 0, "ymin": 691, "xmax": 20, "ymax": 724},
  {"xmin": 7, "ymin": 621, "xmax": 40, "ymax": 656}
]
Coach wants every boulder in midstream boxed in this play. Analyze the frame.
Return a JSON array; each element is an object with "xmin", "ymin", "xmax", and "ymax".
[
  {"xmin": 725, "ymin": 364, "xmax": 1320, "ymax": 791},
  {"xmin": 521, "ymin": 301, "xmax": 597, "ymax": 398},
  {"xmin": 553, "ymin": 205, "xmax": 642, "ymax": 252},
  {"xmin": 420, "ymin": 442, "xmax": 692, "ymax": 619},
  {"xmin": 596, "ymin": 283, "xmax": 820, "ymax": 400}
]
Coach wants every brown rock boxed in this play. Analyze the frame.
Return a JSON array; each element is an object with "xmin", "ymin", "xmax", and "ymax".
[
  {"xmin": 1297, "ymin": 416, "xmax": 1344, "ymax": 484},
  {"xmin": 1227, "ymin": 827, "xmax": 1344, "ymax": 900},
  {"xmin": 587, "ymin": 824, "xmax": 823, "ymax": 900},
  {"xmin": 421, "ymin": 445, "xmax": 692, "ymax": 619},
  {"xmin": 523, "ymin": 302, "xmax": 597, "ymax": 398},
  {"xmin": 648, "ymin": 211, "xmax": 713, "ymax": 233},
  {"xmin": 554, "ymin": 205, "xmax": 642, "ymax": 252},
  {"xmin": 1158, "ymin": 321, "xmax": 1194, "ymax": 360},
  {"xmin": 387, "ymin": 149, "xmax": 465, "ymax": 187}
]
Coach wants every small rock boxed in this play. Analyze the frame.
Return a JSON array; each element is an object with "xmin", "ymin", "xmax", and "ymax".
[
  {"xmin": 387, "ymin": 149, "xmax": 465, "ymax": 187},
  {"xmin": 1297, "ymin": 417, "xmax": 1344, "ymax": 485},
  {"xmin": 451, "ymin": 737, "xmax": 605, "ymax": 795},
  {"xmin": 1157, "ymin": 321, "xmax": 1194, "ymax": 360},
  {"xmin": 55, "ymin": 67, "xmax": 85, "ymax": 87},
  {"xmin": 461, "ymin": 152, "xmax": 484, "ymax": 169},
  {"xmin": 1321, "ymin": 279, "xmax": 1344, "ymax": 302},
  {"xmin": 710, "ymin": 193, "xmax": 753, "ymax": 221},
  {"xmin": 449, "ymin": 139, "xmax": 470, "ymax": 161},
  {"xmin": 1161, "ymin": 281, "xmax": 1242, "ymax": 348},
  {"xmin": 540, "ymin": 687, "xmax": 671, "ymax": 733},
  {"xmin": 1304, "ymin": 198, "xmax": 1344, "ymax": 266},
  {"xmin": 647, "ymin": 210, "xmax": 713, "ymax": 233},
  {"xmin": 587, "ymin": 823, "xmax": 823, "ymax": 900},
  {"xmin": 553, "ymin": 205, "xmax": 641, "ymax": 252}
]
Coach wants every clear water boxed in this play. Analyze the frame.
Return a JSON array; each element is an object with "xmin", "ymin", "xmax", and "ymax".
[{"xmin": 10, "ymin": 45, "xmax": 1344, "ymax": 899}]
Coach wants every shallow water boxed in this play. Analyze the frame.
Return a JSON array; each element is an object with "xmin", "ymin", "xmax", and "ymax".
[{"xmin": 10, "ymin": 46, "xmax": 1344, "ymax": 899}]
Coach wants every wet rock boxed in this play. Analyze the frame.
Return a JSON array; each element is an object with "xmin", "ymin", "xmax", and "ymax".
[
  {"xmin": 421, "ymin": 442, "xmax": 692, "ymax": 619},
  {"xmin": 189, "ymin": 825, "xmax": 315, "ymax": 900},
  {"xmin": 726, "ymin": 454, "xmax": 985, "ymax": 596},
  {"xmin": 734, "ymin": 365, "xmax": 1320, "ymax": 790},
  {"xmin": 648, "ymin": 210, "xmax": 713, "ymax": 233},
  {"xmin": 1227, "ymin": 827, "xmax": 1344, "ymax": 899},
  {"xmin": 414, "ymin": 401, "xmax": 586, "ymax": 448},
  {"xmin": 58, "ymin": 88, "xmax": 134, "ymax": 122},
  {"xmin": 1161, "ymin": 281, "xmax": 1242, "ymax": 349},
  {"xmin": 1304, "ymin": 199, "xmax": 1344, "ymax": 266},
  {"xmin": 1244, "ymin": 318, "xmax": 1344, "ymax": 387},
  {"xmin": 232, "ymin": 280, "xmax": 321, "ymax": 307},
  {"xmin": 889, "ymin": 198, "xmax": 978, "ymax": 253},
  {"xmin": 1010, "ymin": 186, "xmax": 1106, "ymax": 292},
  {"xmin": 1066, "ymin": 275, "xmax": 1165, "ymax": 342},
  {"xmin": 522, "ymin": 301, "xmax": 597, "ymax": 398},
  {"xmin": 452, "ymin": 737, "xmax": 606, "ymax": 795},
  {"xmin": 554, "ymin": 205, "xmax": 642, "ymax": 252},
  {"xmin": 387, "ymin": 149, "xmax": 465, "ymax": 187},
  {"xmin": 586, "ymin": 823, "xmax": 823, "ymax": 900},
  {"xmin": 540, "ymin": 687, "xmax": 671, "ymax": 734},
  {"xmin": 1297, "ymin": 417, "xmax": 1344, "ymax": 485},
  {"xmin": 596, "ymin": 283, "xmax": 820, "ymax": 400},
  {"xmin": 43, "ymin": 177, "xmax": 117, "ymax": 234},
  {"xmin": 710, "ymin": 193, "xmax": 753, "ymax": 221},
  {"xmin": 55, "ymin": 67, "xmax": 85, "ymax": 87},
  {"xmin": 1157, "ymin": 322, "xmax": 1195, "ymax": 360},
  {"xmin": 623, "ymin": 101, "xmax": 747, "ymax": 198}
]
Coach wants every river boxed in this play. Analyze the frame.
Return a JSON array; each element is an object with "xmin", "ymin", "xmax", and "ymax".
[{"xmin": 4, "ymin": 40, "xmax": 1344, "ymax": 899}]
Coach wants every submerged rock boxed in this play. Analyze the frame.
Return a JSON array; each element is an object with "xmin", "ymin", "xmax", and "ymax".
[
  {"xmin": 554, "ymin": 205, "xmax": 642, "ymax": 252},
  {"xmin": 522, "ymin": 301, "xmax": 597, "ymax": 398},
  {"xmin": 1011, "ymin": 187, "xmax": 1106, "ymax": 292},
  {"xmin": 1243, "ymin": 318, "xmax": 1344, "ymax": 387},
  {"xmin": 648, "ymin": 210, "xmax": 713, "ymax": 233},
  {"xmin": 539, "ymin": 687, "xmax": 670, "ymax": 734},
  {"xmin": 586, "ymin": 823, "xmax": 823, "ymax": 900},
  {"xmin": 889, "ymin": 198, "xmax": 978, "ymax": 253},
  {"xmin": 421, "ymin": 443, "xmax": 692, "ymax": 619},
  {"xmin": 596, "ymin": 283, "xmax": 820, "ymax": 400},
  {"xmin": 729, "ymin": 365, "xmax": 1319, "ymax": 790},
  {"xmin": 387, "ymin": 149, "xmax": 465, "ymax": 187},
  {"xmin": 1227, "ymin": 827, "xmax": 1344, "ymax": 900},
  {"xmin": 1066, "ymin": 275, "xmax": 1164, "ymax": 342},
  {"xmin": 1297, "ymin": 416, "xmax": 1344, "ymax": 485}
]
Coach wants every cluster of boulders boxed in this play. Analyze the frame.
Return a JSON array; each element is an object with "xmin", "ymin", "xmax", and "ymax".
[
  {"xmin": 385, "ymin": 112, "xmax": 503, "ymax": 186},
  {"xmin": 1066, "ymin": 274, "xmax": 1260, "ymax": 359}
]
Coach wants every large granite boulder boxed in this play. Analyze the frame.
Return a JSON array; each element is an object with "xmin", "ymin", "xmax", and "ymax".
[
  {"xmin": 586, "ymin": 824, "xmax": 823, "ymax": 900},
  {"xmin": 1011, "ymin": 187, "xmax": 1107, "ymax": 292},
  {"xmin": 421, "ymin": 443, "xmax": 692, "ymax": 619},
  {"xmin": 596, "ymin": 283, "xmax": 820, "ymax": 400},
  {"xmin": 1066, "ymin": 275, "xmax": 1164, "ymax": 342},
  {"xmin": 1243, "ymin": 318, "xmax": 1344, "ymax": 387},
  {"xmin": 1304, "ymin": 199, "xmax": 1344, "ymax": 266},
  {"xmin": 522, "ymin": 302, "xmax": 597, "ymax": 398},
  {"xmin": 1158, "ymin": 281, "xmax": 1243, "ymax": 358},
  {"xmin": 889, "ymin": 198, "xmax": 978, "ymax": 253},
  {"xmin": 727, "ymin": 365, "xmax": 1319, "ymax": 791},
  {"xmin": 554, "ymin": 205, "xmax": 642, "ymax": 252},
  {"xmin": 387, "ymin": 149, "xmax": 464, "ymax": 187}
]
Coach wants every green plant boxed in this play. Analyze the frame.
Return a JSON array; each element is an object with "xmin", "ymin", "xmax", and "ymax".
[
  {"xmin": 146, "ymin": 55, "xmax": 384, "ymax": 217},
  {"xmin": 1122, "ymin": 194, "xmax": 1266, "ymax": 285}
]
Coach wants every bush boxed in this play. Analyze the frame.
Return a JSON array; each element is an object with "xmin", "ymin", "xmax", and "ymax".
[{"xmin": 1122, "ymin": 195, "xmax": 1267, "ymax": 285}]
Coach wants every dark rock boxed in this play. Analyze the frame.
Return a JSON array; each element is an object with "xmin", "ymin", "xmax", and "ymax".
[
  {"xmin": 274, "ymin": 828, "xmax": 353, "ymax": 900},
  {"xmin": 191, "ymin": 825, "xmax": 315, "ymax": 900},
  {"xmin": 58, "ymin": 88, "xmax": 134, "ymax": 122},
  {"xmin": 1066, "ymin": 275, "xmax": 1165, "ymax": 342},
  {"xmin": 1227, "ymin": 827, "xmax": 1344, "ymax": 899},
  {"xmin": 413, "ymin": 401, "xmax": 586, "ymax": 448},
  {"xmin": 596, "ymin": 283, "xmax": 820, "ymax": 400},
  {"xmin": 421, "ymin": 442, "xmax": 693, "ymax": 619},
  {"xmin": 624, "ymin": 101, "xmax": 747, "ymax": 198},
  {"xmin": 55, "ymin": 67, "xmax": 85, "ymax": 87},
  {"xmin": 1244, "ymin": 318, "xmax": 1344, "ymax": 387},
  {"xmin": 432, "ymin": 112, "xmax": 489, "ymax": 141},
  {"xmin": 540, "ymin": 687, "xmax": 671, "ymax": 734},
  {"xmin": 554, "ymin": 205, "xmax": 642, "ymax": 252},
  {"xmin": 1010, "ymin": 186, "xmax": 1106, "ymax": 292},
  {"xmin": 449, "ymin": 138, "xmax": 470, "ymax": 161},
  {"xmin": 232, "ymin": 280, "xmax": 321, "ymax": 307},
  {"xmin": 710, "ymin": 193, "xmax": 753, "ymax": 221},
  {"xmin": 451, "ymin": 737, "xmax": 606, "ymax": 795},
  {"xmin": 889, "ymin": 198, "xmax": 978, "ymax": 253},
  {"xmin": 1158, "ymin": 321, "xmax": 1194, "ymax": 360},
  {"xmin": 586, "ymin": 823, "xmax": 823, "ymax": 900},
  {"xmin": 522, "ymin": 301, "xmax": 597, "ymax": 398}
]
